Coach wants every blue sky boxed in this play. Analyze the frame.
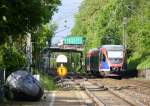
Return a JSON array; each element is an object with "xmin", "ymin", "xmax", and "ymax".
[{"xmin": 51, "ymin": 0, "xmax": 83, "ymax": 44}]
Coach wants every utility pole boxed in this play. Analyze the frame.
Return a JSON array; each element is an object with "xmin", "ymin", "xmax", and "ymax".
[
  {"xmin": 48, "ymin": 43, "xmax": 51, "ymax": 72},
  {"xmin": 46, "ymin": 40, "xmax": 51, "ymax": 73},
  {"xmin": 123, "ymin": 17, "xmax": 128, "ymax": 50},
  {"xmin": 26, "ymin": 33, "xmax": 32, "ymax": 73}
]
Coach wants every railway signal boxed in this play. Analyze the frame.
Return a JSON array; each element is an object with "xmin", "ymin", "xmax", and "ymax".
[{"xmin": 57, "ymin": 64, "xmax": 68, "ymax": 77}]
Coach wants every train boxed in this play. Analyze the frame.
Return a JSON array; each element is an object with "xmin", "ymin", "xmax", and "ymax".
[{"xmin": 85, "ymin": 45, "xmax": 127, "ymax": 77}]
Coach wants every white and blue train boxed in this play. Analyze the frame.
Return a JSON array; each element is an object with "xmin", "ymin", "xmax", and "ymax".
[{"xmin": 85, "ymin": 45, "xmax": 127, "ymax": 77}]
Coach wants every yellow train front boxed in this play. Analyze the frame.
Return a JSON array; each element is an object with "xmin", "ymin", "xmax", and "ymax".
[{"xmin": 85, "ymin": 45, "xmax": 127, "ymax": 77}]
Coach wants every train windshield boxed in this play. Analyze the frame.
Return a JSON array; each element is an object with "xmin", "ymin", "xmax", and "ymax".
[
  {"xmin": 107, "ymin": 51, "xmax": 123, "ymax": 58},
  {"xmin": 107, "ymin": 51, "xmax": 123, "ymax": 64}
]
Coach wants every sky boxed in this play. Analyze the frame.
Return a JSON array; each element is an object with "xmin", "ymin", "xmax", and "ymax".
[{"xmin": 51, "ymin": 0, "xmax": 83, "ymax": 44}]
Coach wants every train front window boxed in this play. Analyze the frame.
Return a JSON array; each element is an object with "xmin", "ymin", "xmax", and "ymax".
[
  {"xmin": 107, "ymin": 51, "xmax": 123, "ymax": 64},
  {"xmin": 107, "ymin": 51, "xmax": 123, "ymax": 58}
]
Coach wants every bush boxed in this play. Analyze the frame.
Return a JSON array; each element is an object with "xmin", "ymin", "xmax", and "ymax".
[
  {"xmin": 128, "ymin": 50, "xmax": 150, "ymax": 70},
  {"xmin": 3, "ymin": 47, "xmax": 27, "ymax": 75}
]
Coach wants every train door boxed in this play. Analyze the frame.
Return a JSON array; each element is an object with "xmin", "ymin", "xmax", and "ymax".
[{"xmin": 99, "ymin": 52, "xmax": 110, "ymax": 77}]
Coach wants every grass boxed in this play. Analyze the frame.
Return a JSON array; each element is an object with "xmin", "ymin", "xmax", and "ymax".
[
  {"xmin": 33, "ymin": 69, "xmax": 57, "ymax": 91},
  {"xmin": 39, "ymin": 73, "xmax": 57, "ymax": 91}
]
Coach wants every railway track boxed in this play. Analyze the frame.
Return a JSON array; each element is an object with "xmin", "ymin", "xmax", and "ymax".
[
  {"xmin": 56, "ymin": 77, "xmax": 149, "ymax": 106},
  {"xmin": 2, "ymin": 77, "xmax": 150, "ymax": 106},
  {"xmin": 128, "ymin": 79, "xmax": 150, "ymax": 89},
  {"xmin": 77, "ymin": 80, "xmax": 135, "ymax": 106},
  {"xmin": 88, "ymin": 78, "xmax": 150, "ymax": 106}
]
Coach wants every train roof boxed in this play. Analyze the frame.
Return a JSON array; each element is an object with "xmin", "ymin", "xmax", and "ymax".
[{"xmin": 100, "ymin": 45, "xmax": 124, "ymax": 51}]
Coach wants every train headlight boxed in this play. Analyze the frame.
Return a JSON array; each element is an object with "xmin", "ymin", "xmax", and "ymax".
[{"xmin": 111, "ymin": 67, "xmax": 120, "ymax": 72}]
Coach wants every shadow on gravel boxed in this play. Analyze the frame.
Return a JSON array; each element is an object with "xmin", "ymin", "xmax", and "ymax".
[{"xmin": 120, "ymin": 70, "xmax": 138, "ymax": 79}]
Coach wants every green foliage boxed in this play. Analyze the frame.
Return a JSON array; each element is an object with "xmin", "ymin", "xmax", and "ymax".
[
  {"xmin": 127, "ymin": 52, "xmax": 142, "ymax": 70},
  {"xmin": 72, "ymin": 0, "xmax": 150, "ymax": 70},
  {"xmin": 0, "ymin": 0, "xmax": 60, "ymax": 75},
  {"xmin": 36, "ymin": 70, "xmax": 57, "ymax": 90},
  {"xmin": 0, "ymin": 47, "xmax": 5, "ymax": 69},
  {"xmin": 34, "ymin": 23, "xmax": 57, "ymax": 46},
  {"xmin": 0, "ymin": 0, "xmax": 61, "ymax": 44},
  {"xmin": 128, "ymin": 50, "xmax": 150, "ymax": 70},
  {"xmin": 137, "ymin": 57, "xmax": 150, "ymax": 70},
  {"xmin": 3, "ymin": 47, "xmax": 27, "ymax": 75},
  {"xmin": 32, "ymin": 23, "xmax": 57, "ymax": 69},
  {"xmin": 72, "ymin": 0, "xmax": 125, "ymax": 52}
]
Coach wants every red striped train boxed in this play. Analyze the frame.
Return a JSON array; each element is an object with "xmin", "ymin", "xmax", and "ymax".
[{"xmin": 85, "ymin": 45, "xmax": 127, "ymax": 77}]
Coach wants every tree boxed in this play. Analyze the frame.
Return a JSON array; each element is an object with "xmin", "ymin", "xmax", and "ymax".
[
  {"xmin": 32, "ymin": 22, "xmax": 57, "ymax": 70},
  {"xmin": 3, "ymin": 47, "xmax": 27, "ymax": 75},
  {"xmin": 71, "ymin": 0, "xmax": 150, "ymax": 70},
  {"xmin": 0, "ymin": 0, "xmax": 60, "ymax": 73},
  {"xmin": 0, "ymin": 0, "xmax": 61, "ymax": 44}
]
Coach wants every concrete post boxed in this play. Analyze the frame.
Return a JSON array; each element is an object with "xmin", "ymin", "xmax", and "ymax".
[{"xmin": 26, "ymin": 33, "xmax": 32, "ymax": 73}]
